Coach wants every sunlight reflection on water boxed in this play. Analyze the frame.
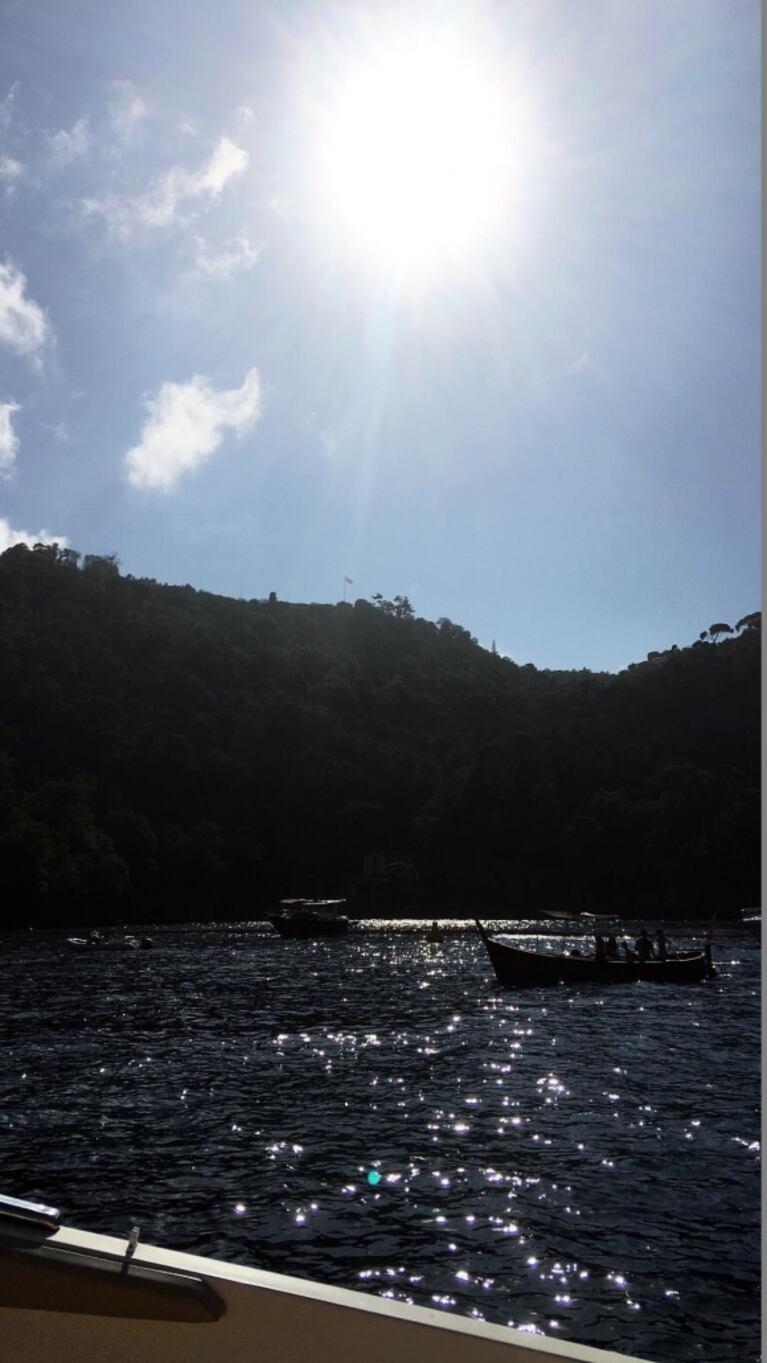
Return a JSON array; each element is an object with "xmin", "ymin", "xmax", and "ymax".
[{"xmin": 0, "ymin": 922, "xmax": 760, "ymax": 1363}]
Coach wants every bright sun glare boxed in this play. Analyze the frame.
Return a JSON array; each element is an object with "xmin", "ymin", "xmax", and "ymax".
[{"xmin": 315, "ymin": 29, "xmax": 525, "ymax": 275}]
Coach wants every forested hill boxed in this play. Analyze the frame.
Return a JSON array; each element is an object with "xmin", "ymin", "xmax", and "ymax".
[{"xmin": 0, "ymin": 543, "xmax": 760, "ymax": 926}]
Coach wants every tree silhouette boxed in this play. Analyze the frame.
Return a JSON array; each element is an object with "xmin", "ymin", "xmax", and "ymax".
[{"xmin": 0, "ymin": 542, "xmax": 759, "ymax": 924}]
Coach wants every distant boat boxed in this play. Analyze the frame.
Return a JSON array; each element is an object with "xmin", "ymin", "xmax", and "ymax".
[
  {"xmin": 269, "ymin": 899, "xmax": 350, "ymax": 939},
  {"xmin": 475, "ymin": 920, "xmax": 715, "ymax": 987},
  {"xmin": 741, "ymin": 910, "xmax": 761, "ymax": 943},
  {"xmin": 65, "ymin": 933, "xmax": 153, "ymax": 950}
]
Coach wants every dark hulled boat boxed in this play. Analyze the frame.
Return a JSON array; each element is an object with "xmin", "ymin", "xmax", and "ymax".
[
  {"xmin": 475, "ymin": 920, "xmax": 715, "ymax": 987},
  {"xmin": 269, "ymin": 899, "xmax": 350, "ymax": 939}
]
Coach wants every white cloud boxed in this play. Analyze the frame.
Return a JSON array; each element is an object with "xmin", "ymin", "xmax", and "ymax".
[
  {"xmin": 0, "ymin": 154, "xmax": 23, "ymax": 183},
  {"xmin": 0, "ymin": 400, "xmax": 20, "ymax": 476},
  {"xmin": 84, "ymin": 136, "xmax": 249, "ymax": 239},
  {"xmin": 193, "ymin": 232, "xmax": 261, "ymax": 279},
  {"xmin": 0, "ymin": 260, "xmax": 51, "ymax": 361},
  {"xmin": 125, "ymin": 368, "xmax": 261, "ymax": 491},
  {"xmin": 109, "ymin": 80, "xmax": 148, "ymax": 143},
  {"xmin": 0, "ymin": 518, "xmax": 67, "ymax": 552},
  {"xmin": 48, "ymin": 117, "xmax": 90, "ymax": 165},
  {"xmin": 197, "ymin": 138, "xmax": 248, "ymax": 194}
]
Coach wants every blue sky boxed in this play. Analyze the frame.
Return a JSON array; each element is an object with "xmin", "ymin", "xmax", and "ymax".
[{"xmin": 0, "ymin": 0, "xmax": 760, "ymax": 671}]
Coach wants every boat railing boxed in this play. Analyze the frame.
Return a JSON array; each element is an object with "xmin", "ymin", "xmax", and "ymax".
[{"xmin": 0, "ymin": 1194, "xmax": 60, "ymax": 1235}]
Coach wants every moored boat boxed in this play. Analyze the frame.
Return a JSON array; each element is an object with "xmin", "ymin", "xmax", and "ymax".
[
  {"xmin": 66, "ymin": 932, "xmax": 149, "ymax": 950},
  {"xmin": 0, "ymin": 1193, "xmax": 656, "ymax": 1363},
  {"xmin": 269, "ymin": 898, "xmax": 350, "ymax": 939},
  {"xmin": 740, "ymin": 909, "xmax": 761, "ymax": 943},
  {"xmin": 475, "ymin": 920, "xmax": 715, "ymax": 987}
]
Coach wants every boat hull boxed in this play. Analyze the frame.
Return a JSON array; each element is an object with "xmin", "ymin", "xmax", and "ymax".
[
  {"xmin": 66, "ymin": 937, "xmax": 140, "ymax": 950},
  {"xmin": 0, "ymin": 1219, "xmax": 656, "ymax": 1363},
  {"xmin": 475, "ymin": 922, "xmax": 714, "ymax": 987}
]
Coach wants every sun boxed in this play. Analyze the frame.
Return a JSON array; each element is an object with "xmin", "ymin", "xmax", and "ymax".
[{"xmin": 313, "ymin": 27, "xmax": 528, "ymax": 277}]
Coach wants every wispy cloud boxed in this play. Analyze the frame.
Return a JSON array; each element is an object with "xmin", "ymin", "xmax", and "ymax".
[
  {"xmin": 0, "ymin": 83, "xmax": 19, "ymax": 132},
  {"xmin": 125, "ymin": 368, "xmax": 261, "ymax": 491},
  {"xmin": 233, "ymin": 104, "xmax": 257, "ymax": 137},
  {"xmin": 193, "ymin": 232, "xmax": 261, "ymax": 279},
  {"xmin": 108, "ymin": 79, "xmax": 148, "ymax": 144},
  {"xmin": 0, "ymin": 154, "xmax": 23, "ymax": 186},
  {"xmin": 319, "ymin": 428, "xmax": 338, "ymax": 459},
  {"xmin": 0, "ymin": 400, "xmax": 20, "ymax": 476},
  {"xmin": 48, "ymin": 117, "xmax": 90, "ymax": 166},
  {"xmin": 0, "ymin": 517, "xmax": 67, "ymax": 552},
  {"xmin": 84, "ymin": 136, "xmax": 249, "ymax": 240},
  {"xmin": 565, "ymin": 347, "xmax": 591, "ymax": 375},
  {"xmin": 40, "ymin": 419, "xmax": 69, "ymax": 443},
  {"xmin": 0, "ymin": 260, "xmax": 51, "ymax": 363}
]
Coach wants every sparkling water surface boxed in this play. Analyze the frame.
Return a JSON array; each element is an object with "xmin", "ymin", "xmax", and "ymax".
[{"xmin": 0, "ymin": 922, "xmax": 760, "ymax": 1363}]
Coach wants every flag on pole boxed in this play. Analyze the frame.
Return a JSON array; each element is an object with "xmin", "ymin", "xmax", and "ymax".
[{"xmin": 344, "ymin": 576, "xmax": 353, "ymax": 584}]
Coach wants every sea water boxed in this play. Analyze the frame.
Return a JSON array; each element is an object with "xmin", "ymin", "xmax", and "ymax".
[{"xmin": 0, "ymin": 923, "xmax": 760, "ymax": 1363}]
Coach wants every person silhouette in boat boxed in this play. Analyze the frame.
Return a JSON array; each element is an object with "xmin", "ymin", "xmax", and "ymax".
[
  {"xmin": 634, "ymin": 928, "xmax": 655, "ymax": 962},
  {"xmin": 655, "ymin": 928, "xmax": 668, "ymax": 960},
  {"xmin": 605, "ymin": 933, "xmax": 619, "ymax": 959},
  {"xmin": 594, "ymin": 934, "xmax": 608, "ymax": 963}
]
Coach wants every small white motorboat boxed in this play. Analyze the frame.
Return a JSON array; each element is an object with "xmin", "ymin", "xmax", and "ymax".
[
  {"xmin": 65, "ymin": 933, "xmax": 149, "ymax": 950},
  {"xmin": 0, "ymin": 1194, "xmax": 655, "ymax": 1363}
]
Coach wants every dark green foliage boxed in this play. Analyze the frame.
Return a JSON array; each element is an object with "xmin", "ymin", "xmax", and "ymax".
[{"xmin": 0, "ymin": 542, "xmax": 760, "ymax": 924}]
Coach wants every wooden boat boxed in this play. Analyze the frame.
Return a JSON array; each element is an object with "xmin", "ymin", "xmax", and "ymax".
[
  {"xmin": 269, "ymin": 899, "xmax": 350, "ymax": 939},
  {"xmin": 475, "ymin": 921, "xmax": 715, "ymax": 987},
  {"xmin": 0, "ymin": 1194, "xmax": 656, "ymax": 1363}
]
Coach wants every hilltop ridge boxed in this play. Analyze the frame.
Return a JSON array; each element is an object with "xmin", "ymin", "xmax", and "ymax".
[{"xmin": 0, "ymin": 543, "xmax": 760, "ymax": 925}]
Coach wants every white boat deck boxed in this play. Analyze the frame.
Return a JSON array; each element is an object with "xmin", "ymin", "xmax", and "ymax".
[{"xmin": 0, "ymin": 1221, "xmax": 657, "ymax": 1363}]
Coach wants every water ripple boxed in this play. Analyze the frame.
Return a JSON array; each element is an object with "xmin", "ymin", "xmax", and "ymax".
[{"xmin": 0, "ymin": 924, "xmax": 759, "ymax": 1363}]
